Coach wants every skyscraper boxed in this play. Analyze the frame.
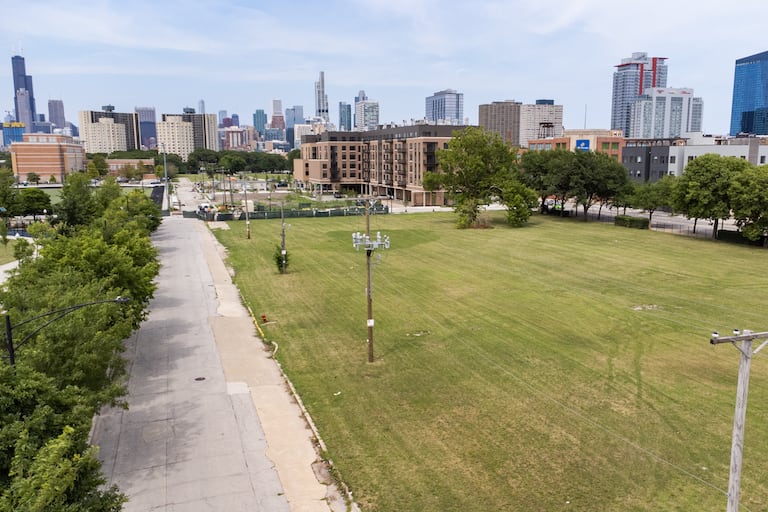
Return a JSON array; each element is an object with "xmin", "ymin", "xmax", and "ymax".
[
  {"xmin": 198, "ymin": 99, "xmax": 206, "ymax": 114},
  {"xmin": 611, "ymin": 52, "xmax": 668, "ymax": 136},
  {"xmin": 285, "ymin": 105, "xmax": 304, "ymax": 148},
  {"xmin": 270, "ymin": 99, "xmax": 285, "ymax": 130},
  {"xmin": 479, "ymin": 99, "xmax": 562, "ymax": 148},
  {"xmin": 339, "ymin": 102, "xmax": 352, "ymax": 131},
  {"xmin": 355, "ymin": 99, "xmax": 379, "ymax": 131},
  {"xmin": 730, "ymin": 50, "xmax": 768, "ymax": 136},
  {"xmin": 315, "ymin": 71, "xmax": 329, "ymax": 122},
  {"xmin": 425, "ymin": 89, "xmax": 464, "ymax": 124},
  {"xmin": 354, "ymin": 90, "xmax": 368, "ymax": 130},
  {"xmin": 630, "ymin": 88, "xmax": 703, "ymax": 138},
  {"xmin": 11, "ymin": 55, "xmax": 37, "ymax": 131},
  {"xmin": 78, "ymin": 106, "xmax": 140, "ymax": 153},
  {"xmin": 253, "ymin": 109, "xmax": 267, "ymax": 137},
  {"xmin": 48, "ymin": 99, "xmax": 66, "ymax": 129}
]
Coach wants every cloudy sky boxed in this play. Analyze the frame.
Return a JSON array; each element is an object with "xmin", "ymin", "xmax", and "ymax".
[{"xmin": 2, "ymin": 0, "xmax": 767, "ymax": 134}]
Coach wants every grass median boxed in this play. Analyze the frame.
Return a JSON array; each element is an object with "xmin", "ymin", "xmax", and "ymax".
[{"xmin": 213, "ymin": 211, "xmax": 768, "ymax": 511}]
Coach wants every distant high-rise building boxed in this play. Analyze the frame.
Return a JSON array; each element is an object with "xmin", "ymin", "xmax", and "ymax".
[
  {"xmin": 730, "ymin": 50, "xmax": 768, "ymax": 136},
  {"xmin": 198, "ymin": 99, "xmax": 205, "ymax": 114},
  {"xmin": 271, "ymin": 99, "xmax": 285, "ymax": 130},
  {"xmin": 231, "ymin": 114, "xmax": 240, "ymax": 127},
  {"xmin": 611, "ymin": 52, "xmax": 668, "ymax": 136},
  {"xmin": 426, "ymin": 89, "xmax": 464, "ymax": 124},
  {"xmin": 158, "ymin": 110, "xmax": 219, "ymax": 160},
  {"xmin": 355, "ymin": 100, "xmax": 380, "ymax": 131},
  {"xmin": 339, "ymin": 102, "xmax": 352, "ymax": 131},
  {"xmin": 78, "ymin": 106, "xmax": 140, "ymax": 153},
  {"xmin": 11, "ymin": 55, "xmax": 37, "ymax": 133},
  {"xmin": 285, "ymin": 105, "xmax": 304, "ymax": 148},
  {"xmin": 135, "ymin": 106, "xmax": 157, "ymax": 149},
  {"xmin": 354, "ymin": 90, "xmax": 368, "ymax": 130},
  {"xmin": 48, "ymin": 99, "xmax": 66, "ymax": 129},
  {"xmin": 479, "ymin": 100, "xmax": 563, "ymax": 148},
  {"xmin": 218, "ymin": 110, "xmax": 227, "ymax": 127},
  {"xmin": 253, "ymin": 109, "xmax": 267, "ymax": 137},
  {"xmin": 630, "ymin": 88, "xmax": 703, "ymax": 138},
  {"xmin": 315, "ymin": 71, "xmax": 329, "ymax": 122}
]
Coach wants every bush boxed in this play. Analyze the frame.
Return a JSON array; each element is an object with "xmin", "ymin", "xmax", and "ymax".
[
  {"xmin": 273, "ymin": 244, "xmax": 289, "ymax": 273},
  {"xmin": 615, "ymin": 215, "xmax": 649, "ymax": 229}
]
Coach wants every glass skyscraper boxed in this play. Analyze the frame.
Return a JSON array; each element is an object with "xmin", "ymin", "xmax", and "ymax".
[
  {"xmin": 730, "ymin": 50, "xmax": 768, "ymax": 136},
  {"xmin": 611, "ymin": 52, "xmax": 668, "ymax": 137},
  {"xmin": 425, "ymin": 89, "xmax": 463, "ymax": 124}
]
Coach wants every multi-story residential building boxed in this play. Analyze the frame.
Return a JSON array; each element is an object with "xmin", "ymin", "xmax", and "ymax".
[
  {"xmin": 629, "ymin": 88, "xmax": 703, "ymax": 138},
  {"xmin": 355, "ymin": 100, "xmax": 379, "ymax": 131},
  {"xmin": 479, "ymin": 99, "xmax": 563, "ymax": 148},
  {"xmin": 253, "ymin": 109, "xmax": 267, "ymax": 138},
  {"xmin": 157, "ymin": 109, "xmax": 218, "ymax": 161},
  {"xmin": 339, "ymin": 102, "xmax": 352, "ymax": 131},
  {"xmin": 135, "ymin": 106, "xmax": 157, "ymax": 149},
  {"xmin": 315, "ymin": 71, "xmax": 330, "ymax": 122},
  {"xmin": 48, "ymin": 99, "xmax": 66, "ymax": 130},
  {"xmin": 10, "ymin": 132, "xmax": 86, "ymax": 183},
  {"xmin": 527, "ymin": 129, "xmax": 625, "ymax": 161},
  {"xmin": 730, "ymin": 50, "xmax": 768, "ymax": 136},
  {"xmin": 11, "ymin": 55, "xmax": 37, "ymax": 133},
  {"xmin": 293, "ymin": 124, "xmax": 463, "ymax": 205},
  {"xmin": 425, "ymin": 89, "xmax": 464, "ymax": 124},
  {"xmin": 293, "ymin": 124, "xmax": 312, "ymax": 149},
  {"xmin": 611, "ymin": 52, "xmax": 668, "ymax": 136},
  {"xmin": 78, "ymin": 106, "xmax": 140, "ymax": 153},
  {"xmin": 221, "ymin": 126, "xmax": 251, "ymax": 151},
  {"xmin": 285, "ymin": 105, "xmax": 304, "ymax": 148}
]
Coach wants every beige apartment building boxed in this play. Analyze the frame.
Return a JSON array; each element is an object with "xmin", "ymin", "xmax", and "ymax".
[
  {"xmin": 10, "ymin": 133, "xmax": 86, "ymax": 183},
  {"xmin": 294, "ymin": 124, "xmax": 463, "ymax": 206},
  {"xmin": 527, "ymin": 129, "xmax": 626, "ymax": 161}
]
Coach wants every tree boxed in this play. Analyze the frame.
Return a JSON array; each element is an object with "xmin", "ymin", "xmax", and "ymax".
[
  {"xmin": 90, "ymin": 154, "xmax": 108, "ymax": 177},
  {"xmin": 17, "ymin": 188, "xmax": 51, "ymax": 219},
  {"xmin": 519, "ymin": 150, "xmax": 551, "ymax": 212},
  {"xmin": 674, "ymin": 154, "xmax": 749, "ymax": 239},
  {"xmin": 631, "ymin": 175, "xmax": 675, "ymax": 224},
  {"xmin": 571, "ymin": 151, "xmax": 630, "ymax": 221},
  {"xmin": 55, "ymin": 173, "xmax": 96, "ymax": 230},
  {"xmin": 0, "ymin": 168, "xmax": 18, "ymax": 216},
  {"xmin": 187, "ymin": 148, "xmax": 219, "ymax": 173},
  {"xmin": 495, "ymin": 179, "xmax": 538, "ymax": 227},
  {"xmin": 220, "ymin": 154, "xmax": 247, "ymax": 174},
  {"xmin": 92, "ymin": 176, "xmax": 122, "ymax": 216},
  {"xmin": 544, "ymin": 150, "xmax": 578, "ymax": 213},
  {"xmin": 26, "ymin": 172, "xmax": 40, "ymax": 186},
  {"xmin": 425, "ymin": 127, "xmax": 518, "ymax": 228},
  {"xmin": 730, "ymin": 164, "xmax": 768, "ymax": 243}
]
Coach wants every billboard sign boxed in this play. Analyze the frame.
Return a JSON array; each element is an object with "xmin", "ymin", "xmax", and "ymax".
[{"xmin": 575, "ymin": 139, "xmax": 590, "ymax": 151}]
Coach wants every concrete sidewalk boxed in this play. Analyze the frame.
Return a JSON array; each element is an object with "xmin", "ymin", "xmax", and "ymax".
[{"xmin": 92, "ymin": 190, "xmax": 342, "ymax": 511}]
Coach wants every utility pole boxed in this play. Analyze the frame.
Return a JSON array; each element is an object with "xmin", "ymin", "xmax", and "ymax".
[
  {"xmin": 280, "ymin": 202, "xmax": 287, "ymax": 274},
  {"xmin": 242, "ymin": 173, "xmax": 250, "ymax": 239},
  {"xmin": 352, "ymin": 200, "xmax": 389, "ymax": 362},
  {"xmin": 709, "ymin": 329, "xmax": 768, "ymax": 512}
]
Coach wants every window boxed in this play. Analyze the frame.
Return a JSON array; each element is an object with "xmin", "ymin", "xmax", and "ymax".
[
  {"xmin": 688, "ymin": 156, "xmax": 695, "ymax": 162},
  {"xmin": 761, "ymin": 156, "xmax": 766, "ymax": 164},
  {"xmin": 611, "ymin": 142, "xmax": 619, "ymax": 150},
  {"xmin": 670, "ymin": 156, "xmax": 676, "ymax": 163},
  {"xmin": 602, "ymin": 142, "xmax": 609, "ymax": 150}
]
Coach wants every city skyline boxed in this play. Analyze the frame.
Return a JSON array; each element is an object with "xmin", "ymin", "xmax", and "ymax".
[{"xmin": 2, "ymin": 1, "xmax": 768, "ymax": 135}]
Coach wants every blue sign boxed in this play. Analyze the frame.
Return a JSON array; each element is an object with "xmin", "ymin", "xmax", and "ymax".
[{"xmin": 575, "ymin": 139, "xmax": 590, "ymax": 151}]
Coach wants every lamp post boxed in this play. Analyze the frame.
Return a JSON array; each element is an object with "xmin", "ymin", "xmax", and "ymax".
[
  {"xmin": 709, "ymin": 329, "xmax": 768, "ymax": 512},
  {"xmin": 242, "ymin": 173, "xmax": 251, "ymax": 239},
  {"xmin": 352, "ymin": 200, "xmax": 389, "ymax": 362},
  {"xmin": 4, "ymin": 297, "xmax": 131, "ymax": 366},
  {"xmin": 160, "ymin": 143, "xmax": 169, "ymax": 213}
]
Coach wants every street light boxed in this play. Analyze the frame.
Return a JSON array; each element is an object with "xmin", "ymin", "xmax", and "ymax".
[
  {"xmin": 160, "ymin": 143, "xmax": 169, "ymax": 214},
  {"xmin": 352, "ymin": 200, "xmax": 390, "ymax": 363},
  {"xmin": 3, "ymin": 296, "xmax": 131, "ymax": 366},
  {"xmin": 709, "ymin": 329, "xmax": 768, "ymax": 512}
]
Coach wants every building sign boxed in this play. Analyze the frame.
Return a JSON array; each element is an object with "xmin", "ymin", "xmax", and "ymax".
[{"xmin": 575, "ymin": 139, "xmax": 590, "ymax": 151}]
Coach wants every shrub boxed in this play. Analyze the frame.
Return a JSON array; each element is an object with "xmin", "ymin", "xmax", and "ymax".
[{"xmin": 615, "ymin": 215, "xmax": 649, "ymax": 229}]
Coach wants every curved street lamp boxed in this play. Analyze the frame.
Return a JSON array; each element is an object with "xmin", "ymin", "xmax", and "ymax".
[{"xmin": 3, "ymin": 296, "xmax": 131, "ymax": 366}]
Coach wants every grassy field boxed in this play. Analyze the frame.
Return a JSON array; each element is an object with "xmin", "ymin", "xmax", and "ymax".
[{"xmin": 212, "ymin": 212, "xmax": 768, "ymax": 511}]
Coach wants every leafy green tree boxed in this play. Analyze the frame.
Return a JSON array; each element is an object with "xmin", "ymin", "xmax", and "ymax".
[
  {"xmin": 519, "ymin": 150, "xmax": 551, "ymax": 212},
  {"xmin": 0, "ymin": 426, "xmax": 126, "ymax": 512},
  {"xmin": 92, "ymin": 176, "xmax": 122, "ymax": 216},
  {"xmin": 187, "ymin": 148, "xmax": 219, "ymax": 174},
  {"xmin": 544, "ymin": 149, "xmax": 578, "ymax": 212},
  {"xmin": 90, "ymin": 154, "xmax": 109, "ymax": 177},
  {"xmin": 495, "ymin": 179, "xmax": 538, "ymax": 227},
  {"xmin": 220, "ymin": 154, "xmax": 247, "ymax": 174},
  {"xmin": 631, "ymin": 175, "xmax": 676, "ymax": 223},
  {"xmin": 26, "ymin": 172, "xmax": 40, "ymax": 186},
  {"xmin": 730, "ymin": 164, "xmax": 768, "ymax": 242},
  {"xmin": 56, "ymin": 173, "xmax": 96, "ymax": 230},
  {"xmin": 17, "ymin": 188, "xmax": 52, "ymax": 219},
  {"xmin": 570, "ymin": 151, "xmax": 630, "ymax": 220},
  {"xmin": 0, "ymin": 168, "xmax": 19, "ymax": 216},
  {"xmin": 674, "ymin": 154, "xmax": 748, "ymax": 239},
  {"xmin": 425, "ymin": 127, "xmax": 519, "ymax": 228}
]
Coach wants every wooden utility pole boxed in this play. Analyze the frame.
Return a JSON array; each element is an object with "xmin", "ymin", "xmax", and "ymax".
[{"xmin": 710, "ymin": 329, "xmax": 768, "ymax": 512}]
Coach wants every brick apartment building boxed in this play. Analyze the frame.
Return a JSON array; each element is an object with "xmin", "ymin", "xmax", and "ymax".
[{"xmin": 294, "ymin": 124, "xmax": 464, "ymax": 206}]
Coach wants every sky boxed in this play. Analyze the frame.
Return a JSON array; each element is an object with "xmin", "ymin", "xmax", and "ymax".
[{"xmin": 2, "ymin": 0, "xmax": 768, "ymax": 135}]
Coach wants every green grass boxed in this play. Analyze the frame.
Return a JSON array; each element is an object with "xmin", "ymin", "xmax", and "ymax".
[
  {"xmin": 213, "ymin": 212, "xmax": 768, "ymax": 511},
  {"xmin": 0, "ymin": 240, "xmax": 15, "ymax": 265}
]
